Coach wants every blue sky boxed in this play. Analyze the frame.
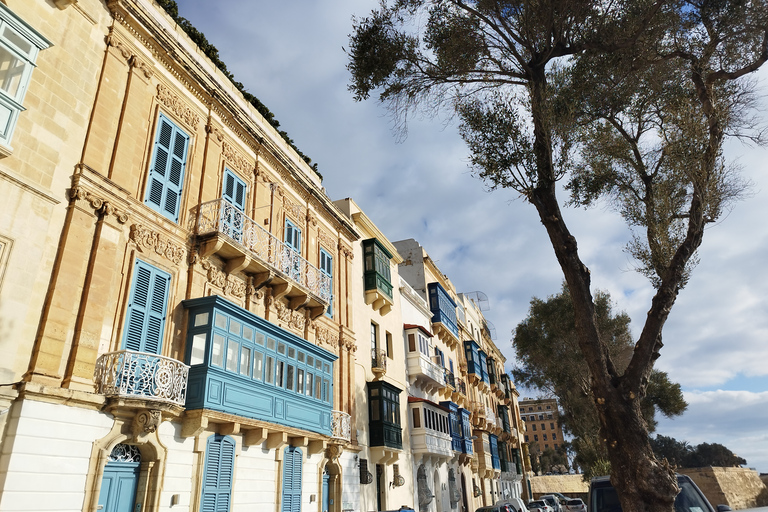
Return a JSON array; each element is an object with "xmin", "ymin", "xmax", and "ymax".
[{"xmin": 174, "ymin": 0, "xmax": 768, "ymax": 471}]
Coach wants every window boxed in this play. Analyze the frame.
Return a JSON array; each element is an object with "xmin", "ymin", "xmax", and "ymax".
[
  {"xmin": 145, "ymin": 113, "xmax": 189, "ymax": 222},
  {"xmin": 386, "ymin": 331, "xmax": 393, "ymax": 359},
  {"xmin": 531, "ymin": 424, "xmax": 536, "ymax": 431},
  {"xmin": 552, "ymin": 433, "xmax": 557, "ymax": 441},
  {"xmin": 283, "ymin": 219, "xmax": 302, "ymax": 281},
  {"xmin": 201, "ymin": 435, "xmax": 235, "ymax": 512},
  {"xmin": 362, "ymin": 238, "xmax": 393, "ymax": 300},
  {"xmin": 543, "ymin": 434, "xmax": 547, "ymax": 441},
  {"xmin": 123, "ymin": 259, "xmax": 170, "ymax": 354},
  {"xmin": 533, "ymin": 435, "xmax": 538, "ymax": 442},
  {"xmin": 0, "ymin": 4, "xmax": 50, "ymax": 151},
  {"xmin": 221, "ymin": 168, "xmax": 247, "ymax": 242},
  {"xmin": 370, "ymin": 322, "xmax": 379, "ymax": 368},
  {"xmin": 320, "ymin": 248, "xmax": 333, "ymax": 317},
  {"xmin": 550, "ymin": 422, "xmax": 555, "ymax": 430},
  {"xmin": 525, "ymin": 435, "xmax": 529, "ymax": 442},
  {"xmin": 541, "ymin": 423, "xmax": 545, "ymax": 431}
]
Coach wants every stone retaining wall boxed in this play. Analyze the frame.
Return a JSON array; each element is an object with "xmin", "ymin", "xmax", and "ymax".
[
  {"xmin": 679, "ymin": 467, "xmax": 768, "ymax": 510},
  {"xmin": 529, "ymin": 474, "xmax": 588, "ymax": 499}
]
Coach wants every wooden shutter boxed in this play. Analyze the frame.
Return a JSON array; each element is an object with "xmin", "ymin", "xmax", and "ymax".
[
  {"xmin": 201, "ymin": 435, "xmax": 235, "ymax": 512},
  {"xmin": 222, "ymin": 168, "xmax": 247, "ymax": 211},
  {"xmin": 146, "ymin": 113, "xmax": 189, "ymax": 222},
  {"xmin": 282, "ymin": 447, "xmax": 303, "ymax": 512},
  {"xmin": 122, "ymin": 260, "xmax": 170, "ymax": 354}
]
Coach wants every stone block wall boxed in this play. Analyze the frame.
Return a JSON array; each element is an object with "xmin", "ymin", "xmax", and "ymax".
[
  {"xmin": 680, "ymin": 467, "xmax": 768, "ymax": 510},
  {"xmin": 529, "ymin": 474, "xmax": 588, "ymax": 499}
]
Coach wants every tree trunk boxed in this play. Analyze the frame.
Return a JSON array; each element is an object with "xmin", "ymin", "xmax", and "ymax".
[{"xmin": 527, "ymin": 64, "xmax": 679, "ymax": 511}]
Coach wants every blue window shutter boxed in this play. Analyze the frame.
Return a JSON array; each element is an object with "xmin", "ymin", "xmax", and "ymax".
[
  {"xmin": 202, "ymin": 435, "xmax": 235, "ymax": 512},
  {"xmin": 122, "ymin": 260, "xmax": 170, "ymax": 354},
  {"xmin": 320, "ymin": 249, "xmax": 333, "ymax": 317},
  {"xmin": 145, "ymin": 113, "xmax": 189, "ymax": 222},
  {"xmin": 282, "ymin": 447, "xmax": 303, "ymax": 512},
  {"xmin": 222, "ymin": 168, "xmax": 247, "ymax": 211}
]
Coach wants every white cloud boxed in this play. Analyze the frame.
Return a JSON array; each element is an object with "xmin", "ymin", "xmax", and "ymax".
[{"xmin": 657, "ymin": 390, "xmax": 768, "ymax": 472}]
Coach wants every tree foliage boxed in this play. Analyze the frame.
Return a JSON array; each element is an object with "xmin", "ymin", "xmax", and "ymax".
[
  {"xmin": 651, "ymin": 435, "xmax": 747, "ymax": 468},
  {"xmin": 513, "ymin": 284, "xmax": 687, "ymax": 477},
  {"xmin": 347, "ymin": 1, "xmax": 768, "ymax": 510},
  {"xmin": 154, "ymin": 0, "xmax": 322, "ymax": 178}
]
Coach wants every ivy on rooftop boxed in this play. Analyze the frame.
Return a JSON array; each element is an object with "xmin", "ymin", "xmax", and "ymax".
[{"xmin": 155, "ymin": 0, "xmax": 322, "ymax": 180}]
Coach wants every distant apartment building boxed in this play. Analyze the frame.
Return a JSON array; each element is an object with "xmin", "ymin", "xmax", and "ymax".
[{"xmin": 520, "ymin": 398, "xmax": 565, "ymax": 455}]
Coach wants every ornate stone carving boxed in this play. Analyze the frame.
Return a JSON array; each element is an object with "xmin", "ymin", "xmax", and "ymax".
[
  {"xmin": 318, "ymin": 230, "xmax": 336, "ymax": 251},
  {"xmin": 222, "ymin": 140, "xmax": 253, "ymax": 175},
  {"xmin": 205, "ymin": 119, "xmax": 224, "ymax": 142},
  {"xmin": 132, "ymin": 409, "xmax": 162, "ymax": 439},
  {"xmin": 275, "ymin": 302, "xmax": 306, "ymax": 332},
  {"xmin": 283, "ymin": 195, "xmax": 305, "ymax": 221},
  {"xmin": 306, "ymin": 211, "xmax": 318, "ymax": 228},
  {"xmin": 129, "ymin": 55, "xmax": 153, "ymax": 79},
  {"xmin": 156, "ymin": 84, "xmax": 200, "ymax": 128},
  {"xmin": 341, "ymin": 335, "xmax": 357, "ymax": 353},
  {"xmin": 325, "ymin": 444, "xmax": 344, "ymax": 461},
  {"xmin": 315, "ymin": 325, "xmax": 338, "ymax": 348},
  {"xmin": 200, "ymin": 259, "xmax": 247, "ymax": 298},
  {"xmin": 129, "ymin": 224, "xmax": 185, "ymax": 264},
  {"xmin": 105, "ymin": 33, "xmax": 131, "ymax": 61},
  {"xmin": 70, "ymin": 187, "xmax": 129, "ymax": 224}
]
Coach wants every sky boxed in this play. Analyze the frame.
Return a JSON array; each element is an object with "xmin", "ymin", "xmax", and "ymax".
[{"xmin": 175, "ymin": 1, "xmax": 768, "ymax": 472}]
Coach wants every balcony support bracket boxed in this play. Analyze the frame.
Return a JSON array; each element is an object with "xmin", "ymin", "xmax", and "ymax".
[
  {"xmin": 225, "ymin": 255, "xmax": 251, "ymax": 274},
  {"xmin": 243, "ymin": 427, "xmax": 268, "ymax": 447}
]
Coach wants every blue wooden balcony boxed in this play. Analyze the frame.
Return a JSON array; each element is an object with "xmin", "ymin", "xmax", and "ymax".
[
  {"xmin": 427, "ymin": 282, "xmax": 458, "ymax": 348},
  {"xmin": 183, "ymin": 295, "xmax": 336, "ymax": 437}
]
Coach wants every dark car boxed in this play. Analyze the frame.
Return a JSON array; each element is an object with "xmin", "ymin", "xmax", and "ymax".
[{"xmin": 588, "ymin": 474, "xmax": 732, "ymax": 512}]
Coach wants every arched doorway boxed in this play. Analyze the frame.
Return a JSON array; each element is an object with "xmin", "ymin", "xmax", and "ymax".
[{"xmin": 98, "ymin": 444, "xmax": 141, "ymax": 512}]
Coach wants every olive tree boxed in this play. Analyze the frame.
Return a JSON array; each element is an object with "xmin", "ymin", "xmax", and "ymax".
[{"xmin": 347, "ymin": 1, "xmax": 768, "ymax": 510}]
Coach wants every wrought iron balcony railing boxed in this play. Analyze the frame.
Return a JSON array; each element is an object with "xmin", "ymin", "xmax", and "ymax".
[
  {"xmin": 445, "ymin": 370, "xmax": 456, "ymax": 388},
  {"xmin": 195, "ymin": 198, "xmax": 331, "ymax": 303},
  {"xmin": 94, "ymin": 350, "xmax": 189, "ymax": 406},
  {"xmin": 456, "ymin": 379, "xmax": 467, "ymax": 396},
  {"xmin": 331, "ymin": 410, "xmax": 351, "ymax": 442},
  {"xmin": 372, "ymin": 349, "xmax": 387, "ymax": 375}
]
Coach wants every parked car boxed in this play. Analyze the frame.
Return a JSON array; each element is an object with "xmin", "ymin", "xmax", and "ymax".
[
  {"xmin": 528, "ymin": 501, "xmax": 554, "ymax": 512},
  {"xmin": 540, "ymin": 495, "xmax": 563, "ymax": 512},
  {"xmin": 564, "ymin": 498, "xmax": 586, "ymax": 512},
  {"xmin": 495, "ymin": 498, "xmax": 529, "ymax": 512},
  {"xmin": 588, "ymin": 474, "xmax": 733, "ymax": 512},
  {"xmin": 477, "ymin": 505, "xmax": 507, "ymax": 512}
]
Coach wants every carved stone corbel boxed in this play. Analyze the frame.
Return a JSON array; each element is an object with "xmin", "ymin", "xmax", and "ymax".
[{"xmin": 131, "ymin": 409, "xmax": 162, "ymax": 440}]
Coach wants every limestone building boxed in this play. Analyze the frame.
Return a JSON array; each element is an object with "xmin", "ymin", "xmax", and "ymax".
[
  {"xmin": 0, "ymin": 2, "xmax": 530, "ymax": 512},
  {"xmin": 520, "ymin": 398, "xmax": 565, "ymax": 456}
]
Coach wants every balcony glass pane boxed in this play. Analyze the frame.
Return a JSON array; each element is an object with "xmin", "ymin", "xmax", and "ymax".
[
  {"xmin": 297, "ymin": 368, "xmax": 304, "ymax": 393},
  {"xmin": 211, "ymin": 334, "xmax": 225, "ymax": 367},
  {"xmin": 265, "ymin": 356, "xmax": 274, "ymax": 384},
  {"xmin": 215, "ymin": 312, "xmax": 227, "ymax": 330},
  {"xmin": 226, "ymin": 340, "xmax": 238, "ymax": 371},
  {"xmin": 254, "ymin": 332, "xmax": 264, "ymax": 345},
  {"xmin": 306, "ymin": 373, "xmax": 313, "ymax": 396},
  {"xmin": 253, "ymin": 352, "xmax": 263, "ymax": 381},
  {"xmin": 194, "ymin": 312, "xmax": 209, "ymax": 327},
  {"xmin": 240, "ymin": 347, "xmax": 251, "ymax": 377},
  {"xmin": 190, "ymin": 333, "xmax": 206, "ymax": 365},
  {"xmin": 286, "ymin": 364, "xmax": 294, "ymax": 391}
]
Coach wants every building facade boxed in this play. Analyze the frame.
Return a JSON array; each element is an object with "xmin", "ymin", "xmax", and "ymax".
[
  {"xmin": 520, "ymin": 398, "xmax": 565, "ymax": 456},
  {"xmin": 0, "ymin": 2, "xmax": 530, "ymax": 512}
]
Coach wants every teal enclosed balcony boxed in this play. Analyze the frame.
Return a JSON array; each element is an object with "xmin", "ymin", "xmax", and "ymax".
[
  {"xmin": 183, "ymin": 295, "xmax": 336, "ymax": 437},
  {"xmin": 428, "ymin": 282, "xmax": 458, "ymax": 349},
  {"xmin": 363, "ymin": 238, "xmax": 394, "ymax": 315}
]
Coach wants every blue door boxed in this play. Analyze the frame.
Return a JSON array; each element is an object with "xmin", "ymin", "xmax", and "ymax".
[
  {"xmin": 98, "ymin": 445, "xmax": 141, "ymax": 512},
  {"xmin": 221, "ymin": 168, "xmax": 247, "ymax": 243},
  {"xmin": 322, "ymin": 469, "xmax": 330, "ymax": 512}
]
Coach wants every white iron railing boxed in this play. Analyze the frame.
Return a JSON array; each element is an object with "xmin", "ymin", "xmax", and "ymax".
[
  {"xmin": 94, "ymin": 350, "xmax": 189, "ymax": 406},
  {"xmin": 195, "ymin": 199, "xmax": 331, "ymax": 303},
  {"xmin": 331, "ymin": 410, "xmax": 351, "ymax": 442},
  {"xmin": 485, "ymin": 406, "xmax": 497, "ymax": 425}
]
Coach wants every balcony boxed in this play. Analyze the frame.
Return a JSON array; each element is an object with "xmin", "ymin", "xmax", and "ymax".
[
  {"xmin": 406, "ymin": 351, "xmax": 445, "ymax": 393},
  {"xmin": 372, "ymin": 349, "xmax": 387, "ymax": 378},
  {"xmin": 331, "ymin": 410, "xmax": 351, "ymax": 443},
  {"xmin": 195, "ymin": 198, "xmax": 330, "ymax": 318},
  {"xmin": 427, "ymin": 282, "xmax": 459, "ymax": 349},
  {"xmin": 409, "ymin": 399, "xmax": 453, "ymax": 462},
  {"xmin": 183, "ymin": 295, "xmax": 336, "ymax": 437},
  {"xmin": 94, "ymin": 350, "xmax": 189, "ymax": 407},
  {"xmin": 363, "ymin": 238, "xmax": 394, "ymax": 315}
]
